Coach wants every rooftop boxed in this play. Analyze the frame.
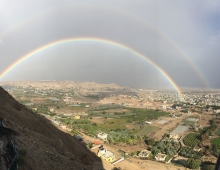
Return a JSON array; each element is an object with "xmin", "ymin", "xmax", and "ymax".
[{"xmin": 98, "ymin": 148, "xmax": 114, "ymax": 158}]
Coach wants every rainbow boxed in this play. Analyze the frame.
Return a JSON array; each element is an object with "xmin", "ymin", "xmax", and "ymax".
[
  {"xmin": 0, "ymin": 4, "xmax": 210, "ymax": 88},
  {"xmin": 0, "ymin": 37, "xmax": 185, "ymax": 100}
]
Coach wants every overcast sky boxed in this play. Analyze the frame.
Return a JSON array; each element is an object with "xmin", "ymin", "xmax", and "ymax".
[{"xmin": 0, "ymin": 0, "xmax": 220, "ymax": 89}]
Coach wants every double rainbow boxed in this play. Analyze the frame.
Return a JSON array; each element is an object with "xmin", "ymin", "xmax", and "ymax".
[{"xmin": 0, "ymin": 37, "xmax": 185, "ymax": 100}]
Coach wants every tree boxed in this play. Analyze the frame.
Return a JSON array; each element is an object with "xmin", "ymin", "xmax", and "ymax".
[
  {"xmin": 186, "ymin": 158, "xmax": 200, "ymax": 169},
  {"xmin": 146, "ymin": 138, "xmax": 155, "ymax": 145},
  {"xmin": 205, "ymin": 164, "xmax": 215, "ymax": 170}
]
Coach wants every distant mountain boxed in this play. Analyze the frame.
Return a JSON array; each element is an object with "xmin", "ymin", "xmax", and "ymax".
[{"xmin": 0, "ymin": 86, "xmax": 103, "ymax": 170}]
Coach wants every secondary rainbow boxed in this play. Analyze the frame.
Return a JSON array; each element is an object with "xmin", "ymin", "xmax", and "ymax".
[
  {"xmin": 0, "ymin": 4, "xmax": 210, "ymax": 88},
  {"xmin": 0, "ymin": 37, "xmax": 185, "ymax": 100}
]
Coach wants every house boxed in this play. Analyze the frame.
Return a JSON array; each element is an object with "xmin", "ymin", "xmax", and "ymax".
[
  {"xmin": 138, "ymin": 150, "xmax": 151, "ymax": 158},
  {"xmin": 97, "ymin": 145, "xmax": 114, "ymax": 162},
  {"xmin": 60, "ymin": 125, "xmax": 67, "ymax": 129},
  {"xmin": 145, "ymin": 121, "xmax": 152, "ymax": 124},
  {"xmin": 161, "ymin": 105, "xmax": 167, "ymax": 109},
  {"xmin": 97, "ymin": 132, "xmax": 108, "ymax": 141},
  {"xmin": 74, "ymin": 115, "xmax": 80, "ymax": 119},
  {"xmin": 169, "ymin": 133, "xmax": 181, "ymax": 140},
  {"xmin": 155, "ymin": 153, "xmax": 167, "ymax": 161},
  {"xmin": 74, "ymin": 135, "xmax": 84, "ymax": 142},
  {"xmin": 85, "ymin": 105, "xmax": 90, "ymax": 108},
  {"xmin": 50, "ymin": 108, "xmax": 55, "ymax": 112},
  {"xmin": 193, "ymin": 147, "xmax": 203, "ymax": 152}
]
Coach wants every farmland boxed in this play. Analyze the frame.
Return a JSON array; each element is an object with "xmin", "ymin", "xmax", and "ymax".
[
  {"xmin": 136, "ymin": 125, "xmax": 157, "ymax": 136},
  {"xmin": 60, "ymin": 107, "xmax": 169, "ymax": 144},
  {"xmin": 212, "ymin": 137, "xmax": 220, "ymax": 145},
  {"xmin": 183, "ymin": 133, "xmax": 201, "ymax": 147}
]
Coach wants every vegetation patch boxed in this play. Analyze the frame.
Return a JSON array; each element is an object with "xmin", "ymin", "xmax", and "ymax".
[
  {"xmin": 186, "ymin": 158, "xmax": 201, "ymax": 169},
  {"xmin": 151, "ymin": 140, "xmax": 180, "ymax": 157},
  {"xmin": 179, "ymin": 147, "xmax": 203, "ymax": 159},
  {"xmin": 108, "ymin": 130, "xmax": 139, "ymax": 144},
  {"xmin": 183, "ymin": 133, "xmax": 201, "ymax": 147},
  {"xmin": 183, "ymin": 120, "xmax": 195, "ymax": 126},
  {"xmin": 216, "ymin": 128, "xmax": 220, "ymax": 136},
  {"xmin": 136, "ymin": 125, "xmax": 157, "ymax": 136},
  {"xmin": 90, "ymin": 104, "xmax": 123, "ymax": 111},
  {"xmin": 211, "ymin": 137, "xmax": 220, "ymax": 145}
]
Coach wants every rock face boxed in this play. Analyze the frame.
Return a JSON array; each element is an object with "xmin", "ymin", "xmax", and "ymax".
[{"xmin": 0, "ymin": 86, "xmax": 103, "ymax": 170}]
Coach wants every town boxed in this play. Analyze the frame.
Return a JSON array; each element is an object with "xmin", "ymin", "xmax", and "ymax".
[{"xmin": 1, "ymin": 81, "xmax": 220, "ymax": 170}]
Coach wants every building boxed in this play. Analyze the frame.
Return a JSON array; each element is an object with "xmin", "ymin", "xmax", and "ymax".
[
  {"xmin": 138, "ymin": 150, "xmax": 151, "ymax": 158},
  {"xmin": 50, "ymin": 108, "xmax": 55, "ymax": 112},
  {"xmin": 32, "ymin": 108, "xmax": 38, "ymax": 111},
  {"xmin": 145, "ymin": 121, "xmax": 152, "ymax": 124},
  {"xmin": 169, "ymin": 133, "xmax": 181, "ymax": 140},
  {"xmin": 193, "ymin": 146, "xmax": 203, "ymax": 152},
  {"xmin": 97, "ymin": 145, "xmax": 114, "ymax": 162},
  {"xmin": 85, "ymin": 105, "xmax": 90, "ymax": 108},
  {"xmin": 74, "ymin": 135, "xmax": 84, "ymax": 142},
  {"xmin": 155, "ymin": 153, "xmax": 167, "ymax": 161},
  {"xmin": 74, "ymin": 115, "xmax": 80, "ymax": 119},
  {"xmin": 60, "ymin": 125, "xmax": 67, "ymax": 129},
  {"xmin": 97, "ymin": 132, "xmax": 108, "ymax": 141},
  {"xmin": 161, "ymin": 105, "xmax": 167, "ymax": 109}
]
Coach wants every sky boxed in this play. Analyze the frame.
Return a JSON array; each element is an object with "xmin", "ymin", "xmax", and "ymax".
[{"xmin": 0, "ymin": 0, "xmax": 220, "ymax": 89}]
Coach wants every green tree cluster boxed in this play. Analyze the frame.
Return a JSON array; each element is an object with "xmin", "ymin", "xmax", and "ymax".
[{"xmin": 186, "ymin": 158, "xmax": 200, "ymax": 169}]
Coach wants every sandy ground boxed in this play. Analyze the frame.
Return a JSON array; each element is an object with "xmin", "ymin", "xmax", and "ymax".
[
  {"xmin": 90, "ymin": 116, "xmax": 106, "ymax": 124},
  {"xmin": 115, "ymin": 159, "xmax": 188, "ymax": 170},
  {"xmin": 150, "ymin": 115, "xmax": 189, "ymax": 140},
  {"xmin": 90, "ymin": 143, "xmax": 187, "ymax": 170},
  {"xmin": 198, "ymin": 112, "xmax": 214, "ymax": 127}
]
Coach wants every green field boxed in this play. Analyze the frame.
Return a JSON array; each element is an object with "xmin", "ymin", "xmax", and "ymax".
[
  {"xmin": 59, "ymin": 107, "xmax": 169, "ymax": 144},
  {"xmin": 136, "ymin": 125, "xmax": 157, "ymax": 136},
  {"xmin": 216, "ymin": 128, "xmax": 220, "ymax": 136},
  {"xmin": 183, "ymin": 120, "xmax": 195, "ymax": 126},
  {"xmin": 212, "ymin": 137, "xmax": 220, "ymax": 144},
  {"xmin": 183, "ymin": 133, "xmax": 201, "ymax": 147}
]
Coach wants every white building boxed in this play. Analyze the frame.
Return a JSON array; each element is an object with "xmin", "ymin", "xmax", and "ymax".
[
  {"xmin": 155, "ymin": 153, "xmax": 167, "ymax": 161},
  {"xmin": 145, "ymin": 121, "xmax": 152, "ymax": 124},
  {"xmin": 138, "ymin": 150, "xmax": 151, "ymax": 158},
  {"xmin": 97, "ymin": 132, "xmax": 108, "ymax": 141}
]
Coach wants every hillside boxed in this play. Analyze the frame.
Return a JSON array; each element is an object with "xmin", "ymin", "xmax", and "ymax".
[{"xmin": 0, "ymin": 86, "xmax": 103, "ymax": 170}]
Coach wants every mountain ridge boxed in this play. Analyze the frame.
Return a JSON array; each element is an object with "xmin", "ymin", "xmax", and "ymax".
[{"xmin": 0, "ymin": 86, "xmax": 103, "ymax": 170}]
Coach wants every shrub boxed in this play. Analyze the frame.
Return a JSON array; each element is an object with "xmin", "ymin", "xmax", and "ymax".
[{"xmin": 186, "ymin": 158, "xmax": 200, "ymax": 169}]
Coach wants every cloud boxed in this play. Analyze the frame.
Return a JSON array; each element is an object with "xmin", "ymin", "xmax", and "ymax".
[{"xmin": 0, "ymin": 39, "xmax": 4, "ymax": 44}]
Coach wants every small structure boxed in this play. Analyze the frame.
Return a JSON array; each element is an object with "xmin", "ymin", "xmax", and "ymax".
[
  {"xmin": 97, "ymin": 145, "xmax": 114, "ymax": 162},
  {"xmin": 97, "ymin": 132, "xmax": 108, "ymax": 141},
  {"xmin": 92, "ymin": 139, "xmax": 102, "ymax": 145},
  {"xmin": 50, "ymin": 108, "xmax": 55, "ymax": 112},
  {"xmin": 169, "ymin": 133, "xmax": 181, "ymax": 140},
  {"xmin": 138, "ymin": 150, "xmax": 151, "ymax": 158},
  {"xmin": 155, "ymin": 153, "xmax": 167, "ymax": 161},
  {"xmin": 74, "ymin": 135, "xmax": 84, "ymax": 142},
  {"xmin": 74, "ymin": 115, "xmax": 80, "ymax": 119},
  {"xmin": 60, "ymin": 125, "xmax": 67, "ymax": 129},
  {"xmin": 193, "ymin": 146, "xmax": 203, "ymax": 152},
  {"xmin": 85, "ymin": 105, "xmax": 90, "ymax": 108},
  {"xmin": 145, "ymin": 121, "xmax": 152, "ymax": 124},
  {"xmin": 161, "ymin": 105, "xmax": 167, "ymax": 109}
]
